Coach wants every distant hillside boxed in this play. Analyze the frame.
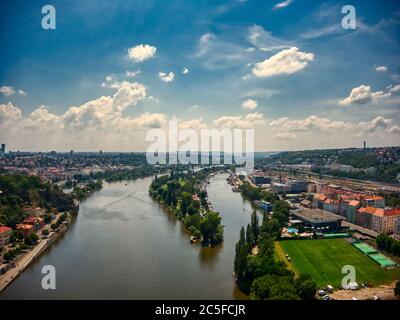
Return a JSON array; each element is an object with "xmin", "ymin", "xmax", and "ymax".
[{"xmin": 256, "ymin": 147, "xmax": 400, "ymax": 183}]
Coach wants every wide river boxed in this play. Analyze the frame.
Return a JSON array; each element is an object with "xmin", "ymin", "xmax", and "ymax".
[{"xmin": 1, "ymin": 173, "xmax": 261, "ymax": 299}]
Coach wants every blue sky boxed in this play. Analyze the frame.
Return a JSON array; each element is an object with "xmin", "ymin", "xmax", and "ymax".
[{"xmin": 0, "ymin": 0, "xmax": 399, "ymax": 151}]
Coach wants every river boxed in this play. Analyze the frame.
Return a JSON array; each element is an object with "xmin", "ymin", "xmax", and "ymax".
[{"xmin": 0, "ymin": 173, "xmax": 261, "ymax": 299}]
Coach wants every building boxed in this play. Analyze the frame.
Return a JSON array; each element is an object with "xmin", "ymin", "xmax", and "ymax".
[
  {"xmin": 272, "ymin": 183, "xmax": 289, "ymax": 193},
  {"xmin": 371, "ymin": 208, "xmax": 400, "ymax": 234},
  {"xmin": 393, "ymin": 219, "xmax": 400, "ymax": 241},
  {"xmin": 322, "ymin": 199, "xmax": 340, "ymax": 214},
  {"xmin": 362, "ymin": 195, "xmax": 385, "ymax": 208},
  {"xmin": 16, "ymin": 224, "xmax": 34, "ymax": 237},
  {"xmin": 21, "ymin": 217, "xmax": 45, "ymax": 231},
  {"xmin": 287, "ymin": 180, "xmax": 308, "ymax": 193},
  {"xmin": 346, "ymin": 200, "xmax": 360, "ymax": 224},
  {"xmin": 250, "ymin": 172, "xmax": 271, "ymax": 185},
  {"xmin": 0, "ymin": 226, "xmax": 12, "ymax": 248},
  {"xmin": 312, "ymin": 194, "xmax": 327, "ymax": 209},
  {"xmin": 292, "ymin": 208, "xmax": 343, "ymax": 232},
  {"xmin": 356, "ymin": 206, "xmax": 375, "ymax": 229},
  {"xmin": 0, "ymin": 143, "xmax": 5, "ymax": 157}
]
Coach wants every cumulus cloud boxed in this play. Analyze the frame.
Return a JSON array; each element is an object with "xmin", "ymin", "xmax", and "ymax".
[
  {"xmin": 252, "ymin": 47, "xmax": 314, "ymax": 77},
  {"xmin": 159, "ymin": 72, "xmax": 175, "ymax": 83},
  {"xmin": 269, "ymin": 115, "xmax": 395, "ymax": 137},
  {"xmin": 127, "ymin": 44, "xmax": 156, "ymax": 62},
  {"xmin": 1, "ymin": 86, "xmax": 27, "ymax": 96},
  {"xmin": 338, "ymin": 84, "xmax": 392, "ymax": 106},
  {"xmin": 0, "ymin": 86, "xmax": 15, "ymax": 96},
  {"xmin": 213, "ymin": 112, "xmax": 265, "ymax": 128},
  {"xmin": 375, "ymin": 65, "xmax": 388, "ymax": 72},
  {"xmin": 273, "ymin": 0, "xmax": 293, "ymax": 10},
  {"xmin": 242, "ymin": 99, "xmax": 258, "ymax": 110},
  {"xmin": 275, "ymin": 132, "xmax": 297, "ymax": 140},
  {"xmin": 182, "ymin": 67, "xmax": 189, "ymax": 75},
  {"xmin": 0, "ymin": 102, "xmax": 22, "ymax": 125}
]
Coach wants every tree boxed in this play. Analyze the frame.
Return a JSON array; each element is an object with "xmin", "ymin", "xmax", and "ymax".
[
  {"xmin": 250, "ymin": 275, "xmax": 299, "ymax": 300},
  {"xmin": 199, "ymin": 211, "xmax": 223, "ymax": 245},
  {"xmin": 234, "ymin": 227, "xmax": 248, "ymax": 279},
  {"xmin": 294, "ymin": 274, "xmax": 317, "ymax": 300},
  {"xmin": 376, "ymin": 233, "xmax": 387, "ymax": 250},
  {"xmin": 250, "ymin": 211, "xmax": 259, "ymax": 244}
]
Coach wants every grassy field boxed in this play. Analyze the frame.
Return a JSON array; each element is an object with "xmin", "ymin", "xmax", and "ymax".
[{"xmin": 278, "ymin": 239, "xmax": 400, "ymax": 288}]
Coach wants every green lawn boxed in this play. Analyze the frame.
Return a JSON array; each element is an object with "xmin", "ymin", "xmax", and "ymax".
[{"xmin": 278, "ymin": 239, "xmax": 400, "ymax": 288}]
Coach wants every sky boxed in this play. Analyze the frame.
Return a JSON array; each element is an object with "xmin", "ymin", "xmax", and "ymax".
[{"xmin": 0, "ymin": 0, "xmax": 399, "ymax": 152}]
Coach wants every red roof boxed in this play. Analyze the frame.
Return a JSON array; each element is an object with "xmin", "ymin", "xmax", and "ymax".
[
  {"xmin": 0, "ymin": 226, "xmax": 12, "ymax": 234},
  {"xmin": 373, "ymin": 208, "xmax": 400, "ymax": 217},
  {"xmin": 16, "ymin": 224, "xmax": 34, "ymax": 231},
  {"xmin": 358, "ymin": 206, "xmax": 376, "ymax": 215},
  {"xmin": 364, "ymin": 195, "xmax": 384, "ymax": 201},
  {"xmin": 349, "ymin": 200, "xmax": 360, "ymax": 207}
]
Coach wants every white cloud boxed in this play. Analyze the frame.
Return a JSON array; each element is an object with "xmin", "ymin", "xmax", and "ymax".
[
  {"xmin": 0, "ymin": 102, "xmax": 22, "ymax": 125},
  {"xmin": 252, "ymin": 47, "xmax": 314, "ymax": 77},
  {"xmin": 390, "ymin": 84, "xmax": 400, "ymax": 93},
  {"xmin": 273, "ymin": 0, "xmax": 293, "ymax": 10},
  {"xmin": 242, "ymin": 99, "xmax": 258, "ymax": 110},
  {"xmin": 159, "ymin": 72, "xmax": 175, "ymax": 83},
  {"xmin": 213, "ymin": 112, "xmax": 265, "ymax": 128},
  {"xmin": 338, "ymin": 84, "xmax": 392, "ymax": 106},
  {"xmin": 126, "ymin": 70, "xmax": 141, "ymax": 77},
  {"xmin": 248, "ymin": 25, "xmax": 291, "ymax": 51},
  {"xmin": 1, "ymin": 86, "xmax": 28, "ymax": 96},
  {"xmin": 127, "ymin": 44, "xmax": 157, "ymax": 62},
  {"xmin": 182, "ymin": 67, "xmax": 189, "ymax": 75},
  {"xmin": 0, "ymin": 86, "xmax": 15, "ymax": 96},
  {"xmin": 106, "ymin": 75, "xmax": 113, "ymax": 82},
  {"xmin": 275, "ymin": 132, "xmax": 297, "ymax": 140},
  {"xmin": 375, "ymin": 65, "xmax": 388, "ymax": 72}
]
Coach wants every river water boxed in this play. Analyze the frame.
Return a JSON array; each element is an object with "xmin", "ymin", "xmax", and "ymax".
[{"xmin": 1, "ymin": 173, "xmax": 260, "ymax": 299}]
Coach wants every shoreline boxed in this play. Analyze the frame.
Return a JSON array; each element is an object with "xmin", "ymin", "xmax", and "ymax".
[{"xmin": 0, "ymin": 219, "xmax": 71, "ymax": 294}]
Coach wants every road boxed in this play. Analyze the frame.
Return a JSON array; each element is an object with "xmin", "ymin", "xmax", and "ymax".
[{"xmin": 0, "ymin": 238, "xmax": 48, "ymax": 293}]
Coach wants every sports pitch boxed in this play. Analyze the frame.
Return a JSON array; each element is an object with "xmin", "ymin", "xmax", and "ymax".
[{"xmin": 278, "ymin": 239, "xmax": 400, "ymax": 288}]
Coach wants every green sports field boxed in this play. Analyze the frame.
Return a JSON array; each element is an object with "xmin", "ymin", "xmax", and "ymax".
[{"xmin": 278, "ymin": 239, "xmax": 400, "ymax": 288}]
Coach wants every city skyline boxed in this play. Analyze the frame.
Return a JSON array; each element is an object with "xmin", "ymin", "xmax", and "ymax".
[{"xmin": 1, "ymin": 0, "xmax": 400, "ymax": 152}]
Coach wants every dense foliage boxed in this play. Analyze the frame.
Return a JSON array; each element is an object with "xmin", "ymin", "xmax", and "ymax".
[
  {"xmin": 0, "ymin": 174, "xmax": 76, "ymax": 227},
  {"xmin": 149, "ymin": 167, "xmax": 225, "ymax": 246},
  {"xmin": 376, "ymin": 233, "xmax": 400, "ymax": 257},
  {"xmin": 234, "ymin": 184, "xmax": 317, "ymax": 300}
]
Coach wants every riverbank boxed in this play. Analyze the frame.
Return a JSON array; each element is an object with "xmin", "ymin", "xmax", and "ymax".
[{"xmin": 0, "ymin": 220, "xmax": 71, "ymax": 293}]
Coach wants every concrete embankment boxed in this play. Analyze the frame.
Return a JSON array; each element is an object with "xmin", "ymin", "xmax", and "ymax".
[{"xmin": 0, "ymin": 223, "xmax": 70, "ymax": 293}]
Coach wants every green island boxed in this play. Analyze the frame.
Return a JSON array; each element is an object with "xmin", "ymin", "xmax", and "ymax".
[{"xmin": 149, "ymin": 167, "xmax": 225, "ymax": 246}]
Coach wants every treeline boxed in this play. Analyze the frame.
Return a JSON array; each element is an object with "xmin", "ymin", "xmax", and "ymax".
[
  {"xmin": 71, "ymin": 180, "xmax": 103, "ymax": 200},
  {"xmin": 71, "ymin": 165, "xmax": 158, "ymax": 183},
  {"xmin": 149, "ymin": 167, "xmax": 224, "ymax": 246},
  {"xmin": 376, "ymin": 234, "xmax": 400, "ymax": 257},
  {"xmin": 235, "ymin": 183, "xmax": 317, "ymax": 300},
  {"xmin": 261, "ymin": 148, "xmax": 400, "ymax": 182},
  {"xmin": 0, "ymin": 174, "xmax": 76, "ymax": 228}
]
